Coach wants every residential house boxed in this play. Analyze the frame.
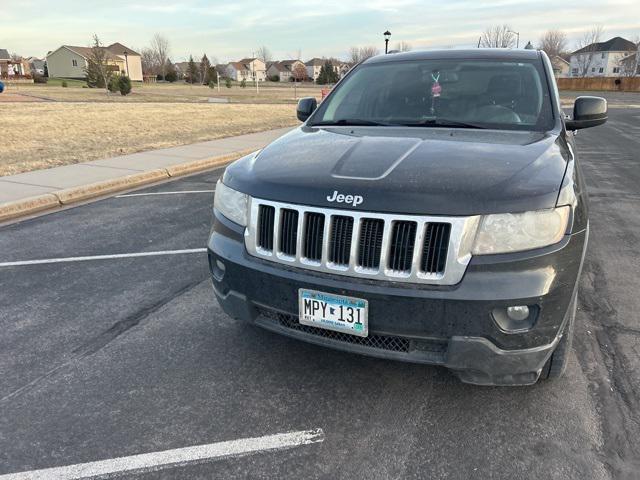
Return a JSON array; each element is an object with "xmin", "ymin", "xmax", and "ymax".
[
  {"xmin": 46, "ymin": 42, "xmax": 143, "ymax": 81},
  {"xmin": 305, "ymin": 58, "xmax": 349, "ymax": 82},
  {"xmin": 225, "ymin": 58, "xmax": 266, "ymax": 82},
  {"xmin": 240, "ymin": 58, "xmax": 266, "ymax": 81},
  {"xmin": 225, "ymin": 62, "xmax": 251, "ymax": 81},
  {"xmin": 550, "ymin": 56, "xmax": 570, "ymax": 78},
  {"xmin": 266, "ymin": 59, "xmax": 305, "ymax": 81},
  {"xmin": 26, "ymin": 57, "xmax": 45, "ymax": 76},
  {"xmin": 0, "ymin": 49, "xmax": 28, "ymax": 78},
  {"xmin": 105, "ymin": 43, "xmax": 143, "ymax": 81},
  {"xmin": 569, "ymin": 36, "xmax": 637, "ymax": 77},
  {"xmin": 174, "ymin": 61, "xmax": 190, "ymax": 79},
  {"xmin": 305, "ymin": 58, "xmax": 325, "ymax": 81},
  {"xmin": 619, "ymin": 43, "xmax": 640, "ymax": 76}
]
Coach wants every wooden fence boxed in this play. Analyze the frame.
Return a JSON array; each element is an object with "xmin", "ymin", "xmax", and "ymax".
[{"xmin": 557, "ymin": 77, "xmax": 640, "ymax": 92}]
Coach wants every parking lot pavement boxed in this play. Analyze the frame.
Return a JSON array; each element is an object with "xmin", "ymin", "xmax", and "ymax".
[{"xmin": 1, "ymin": 109, "xmax": 639, "ymax": 479}]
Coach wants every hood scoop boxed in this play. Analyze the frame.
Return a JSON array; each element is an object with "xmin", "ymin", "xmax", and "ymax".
[{"xmin": 331, "ymin": 137, "xmax": 422, "ymax": 180}]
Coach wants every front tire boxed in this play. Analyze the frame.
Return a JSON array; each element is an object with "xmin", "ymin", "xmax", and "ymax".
[{"xmin": 540, "ymin": 292, "xmax": 577, "ymax": 380}]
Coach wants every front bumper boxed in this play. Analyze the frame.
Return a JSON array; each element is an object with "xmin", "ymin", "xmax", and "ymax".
[{"xmin": 208, "ymin": 211, "xmax": 586, "ymax": 386}]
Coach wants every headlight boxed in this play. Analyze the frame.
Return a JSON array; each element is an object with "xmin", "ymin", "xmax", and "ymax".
[
  {"xmin": 214, "ymin": 180, "xmax": 248, "ymax": 226},
  {"xmin": 472, "ymin": 207, "xmax": 570, "ymax": 255}
]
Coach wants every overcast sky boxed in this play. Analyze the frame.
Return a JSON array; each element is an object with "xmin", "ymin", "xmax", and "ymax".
[{"xmin": 3, "ymin": 0, "xmax": 639, "ymax": 61}]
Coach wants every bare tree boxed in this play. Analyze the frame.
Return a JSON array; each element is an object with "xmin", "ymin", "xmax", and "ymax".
[
  {"xmin": 538, "ymin": 30, "xmax": 568, "ymax": 59},
  {"xmin": 480, "ymin": 25, "xmax": 516, "ymax": 48},
  {"xmin": 150, "ymin": 33, "xmax": 170, "ymax": 80},
  {"xmin": 395, "ymin": 41, "xmax": 413, "ymax": 52},
  {"xmin": 574, "ymin": 25, "xmax": 604, "ymax": 77},
  {"xmin": 292, "ymin": 63, "xmax": 307, "ymax": 82},
  {"xmin": 348, "ymin": 46, "xmax": 380, "ymax": 65},
  {"xmin": 140, "ymin": 47, "xmax": 158, "ymax": 76},
  {"xmin": 256, "ymin": 46, "xmax": 272, "ymax": 64}
]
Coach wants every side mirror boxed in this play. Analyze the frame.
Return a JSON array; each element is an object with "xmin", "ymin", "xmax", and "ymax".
[
  {"xmin": 565, "ymin": 96, "xmax": 607, "ymax": 131},
  {"xmin": 296, "ymin": 97, "xmax": 317, "ymax": 122}
]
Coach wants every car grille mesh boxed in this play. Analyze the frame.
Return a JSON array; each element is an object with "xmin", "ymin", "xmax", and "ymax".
[
  {"xmin": 279, "ymin": 209, "xmax": 299, "ymax": 256},
  {"xmin": 422, "ymin": 223, "xmax": 451, "ymax": 274},
  {"xmin": 358, "ymin": 218, "xmax": 384, "ymax": 269},
  {"xmin": 303, "ymin": 213, "xmax": 324, "ymax": 261},
  {"xmin": 258, "ymin": 308, "xmax": 411, "ymax": 353},
  {"xmin": 247, "ymin": 199, "xmax": 463, "ymax": 284},
  {"xmin": 329, "ymin": 216, "xmax": 354, "ymax": 265},
  {"xmin": 388, "ymin": 221, "xmax": 417, "ymax": 272},
  {"xmin": 257, "ymin": 205, "xmax": 275, "ymax": 251}
]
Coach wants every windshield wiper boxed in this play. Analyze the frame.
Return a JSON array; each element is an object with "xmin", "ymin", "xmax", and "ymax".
[
  {"xmin": 401, "ymin": 118, "xmax": 488, "ymax": 129},
  {"xmin": 311, "ymin": 118, "xmax": 392, "ymax": 127}
]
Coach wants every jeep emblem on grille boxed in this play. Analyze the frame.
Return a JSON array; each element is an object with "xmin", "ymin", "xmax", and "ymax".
[{"xmin": 326, "ymin": 190, "xmax": 364, "ymax": 207}]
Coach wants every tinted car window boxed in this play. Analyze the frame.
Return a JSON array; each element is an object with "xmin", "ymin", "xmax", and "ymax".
[{"xmin": 313, "ymin": 58, "xmax": 554, "ymax": 131}]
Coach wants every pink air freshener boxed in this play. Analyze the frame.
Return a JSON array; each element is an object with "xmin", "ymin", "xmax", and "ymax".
[{"xmin": 431, "ymin": 72, "xmax": 441, "ymax": 97}]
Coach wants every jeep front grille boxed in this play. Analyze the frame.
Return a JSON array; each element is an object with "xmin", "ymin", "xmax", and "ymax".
[{"xmin": 246, "ymin": 198, "xmax": 479, "ymax": 286}]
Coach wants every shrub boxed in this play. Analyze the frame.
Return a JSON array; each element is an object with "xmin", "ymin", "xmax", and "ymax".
[
  {"xmin": 33, "ymin": 74, "xmax": 48, "ymax": 84},
  {"xmin": 61, "ymin": 80, "xmax": 68, "ymax": 88},
  {"xmin": 118, "ymin": 75, "xmax": 132, "ymax": 96},
  {"xmin": 165, "ymin": 70, "xmax": 177, "ymax": 83},
  {"xmin": 208, "ymin": 80, "xmax": 216, "ymax": 89},
  {"xmin": 268, "ymin": 75, "xmax": 280, "ymax": 82},
  {"xmin": 225, "ymin": 78, "xmax": 232, "ymax": 88},
  {"xmin": 240, "ymin": 78, "xmax": 247, "ymax": 88},
  {"xmin": 107, "ymin": 75, "xmax": 120, "ymax": 93}
]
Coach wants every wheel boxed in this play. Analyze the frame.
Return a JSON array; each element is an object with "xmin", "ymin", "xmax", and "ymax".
[{"xmin": 540, "ymin": 292, "xmax": 577, "ymax": 380}]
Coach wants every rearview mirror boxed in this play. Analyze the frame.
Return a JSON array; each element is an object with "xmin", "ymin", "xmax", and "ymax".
[
  {"xmin": 297, "ymin": 97, "xmax": 317, "ymax": 122},
  {"xmin": 565, "ymin": 96, "xmax": 607, "ymax": 130}
]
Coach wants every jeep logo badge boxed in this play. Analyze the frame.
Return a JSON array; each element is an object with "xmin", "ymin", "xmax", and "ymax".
[{"xmin": 326, "ymin": 190, "xmax": 363, "ymax": 207}]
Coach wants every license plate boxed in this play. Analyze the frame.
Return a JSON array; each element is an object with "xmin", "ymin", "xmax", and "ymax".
[{"xmin": 298, "ymin": 289, "xmax": 368, "ymax": 337}]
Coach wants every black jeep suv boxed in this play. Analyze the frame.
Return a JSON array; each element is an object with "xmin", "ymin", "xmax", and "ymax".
[{"xmin": 207, "ymin": 49, "xmax": 607, "ymax": 385}]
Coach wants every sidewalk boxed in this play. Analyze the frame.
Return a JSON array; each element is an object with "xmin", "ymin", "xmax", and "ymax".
[{"xmin": 0, "ymin": 127, "xmax": 292, "ymax": 222}]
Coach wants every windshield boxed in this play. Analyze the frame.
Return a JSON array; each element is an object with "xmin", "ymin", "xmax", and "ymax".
[{"xmin": 311, "ymin": 58, "xmax": 555, "ymax": 131}]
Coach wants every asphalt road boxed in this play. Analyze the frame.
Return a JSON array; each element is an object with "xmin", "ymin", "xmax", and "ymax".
[{"xmin": 1, "ymin": 107, "xmax": 639, "ymax": 479}]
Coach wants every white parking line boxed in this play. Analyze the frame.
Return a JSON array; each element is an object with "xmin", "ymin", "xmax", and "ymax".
[
  {"xmin": 0, "ymin": 249, "xmax": 208, "ymax": 267},
  {"xmin": 116, "ymin": 190, "xmax": 215, "ymax": 198},
  {"xmin": 0, "ymin": 429, "xmax": 324, "ymax": 480}
]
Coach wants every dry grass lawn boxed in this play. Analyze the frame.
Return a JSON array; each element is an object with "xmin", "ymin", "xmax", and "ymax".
[
  {"xmin": 10, "ymin": 82, "xmax": 325, "ymax": 104},
  {"xmin": 1, "ymin": 102, "xmax": 297, "ymax": 176}
]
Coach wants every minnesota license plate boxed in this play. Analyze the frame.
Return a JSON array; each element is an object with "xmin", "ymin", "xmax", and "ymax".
[{"xmin": 298, "ymin": 289, "xmax": 368, "ymax": 337}]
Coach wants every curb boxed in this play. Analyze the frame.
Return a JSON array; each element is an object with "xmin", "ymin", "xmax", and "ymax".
[
  {"xmin": 0, "ymin": 148, "xmax": 256, "ymax": 223},
  {"xmin": 0, "ymin": 194, "xmax": 61, "ymax": 223}
]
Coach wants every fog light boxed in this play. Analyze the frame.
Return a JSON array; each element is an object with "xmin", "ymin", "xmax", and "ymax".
[{"xmin": 507, "ymin": 305, "xmax": 530, "ymax": 321}]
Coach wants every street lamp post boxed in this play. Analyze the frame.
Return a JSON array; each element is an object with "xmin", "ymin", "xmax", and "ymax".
[
  {"xmin": 123, "ymin": 50, "xmax": 129, "ymax": 76},
  {"xmin": 384, "ymin": 30, "xmax": 391, "ymax": 54},
  {"xmin": 508, "ymin": 31, "xmax": 520, "ymax": 49}
]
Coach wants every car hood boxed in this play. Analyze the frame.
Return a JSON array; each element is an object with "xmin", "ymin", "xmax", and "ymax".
[{"xmin": 223, "ymin": 126, "xmax": 568, "ymax": 216}]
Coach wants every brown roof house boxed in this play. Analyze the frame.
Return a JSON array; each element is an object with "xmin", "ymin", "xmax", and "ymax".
[
  {"xmin": 305, "ymin": 57, "xmax": 349, "ymax": 82},
  {"xmin": 266, "ymin": 59, "xmax": 305, "ymax": 82},
  {"xmin": 46, "ymin": 43, "xmax": 143, "ymax": 81},
  {"xmin": 225, "ymin": 58, "xmax": 266, "ymax": 82}
]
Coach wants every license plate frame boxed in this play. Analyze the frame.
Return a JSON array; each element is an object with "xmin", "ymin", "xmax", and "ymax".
[{"xmin": 298, "ymin": 289, "xmax": 368, "ymax": 337}]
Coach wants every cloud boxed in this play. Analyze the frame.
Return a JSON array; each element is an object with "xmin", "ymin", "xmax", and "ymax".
[{"xmin": 4, "ymin": 0, "xmax": 640, "ymax": 59}]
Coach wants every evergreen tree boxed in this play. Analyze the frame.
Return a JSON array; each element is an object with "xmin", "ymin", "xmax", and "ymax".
[
  {"xmin": 206, "ymin": 66, "xmax": 218, "ymax": 85},
  {"xmin": 85, "ymin": 34, "xmax": 112, "ymax": 89},
  {"xmin": 164, "ymin": 59, "xmax": 177, "ymax": 82},
  {"xmin": 118, "ymin": 75, "xmax": 132, "ymax": 95},
  {"xmin": 187, "ymin": 55, "xmax": 198, "ymax": 84}
]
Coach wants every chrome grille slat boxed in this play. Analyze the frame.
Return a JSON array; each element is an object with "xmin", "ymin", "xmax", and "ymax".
[{"xmin": 246, "ymin": 198, "xmax": 479, "ymax": 286}]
